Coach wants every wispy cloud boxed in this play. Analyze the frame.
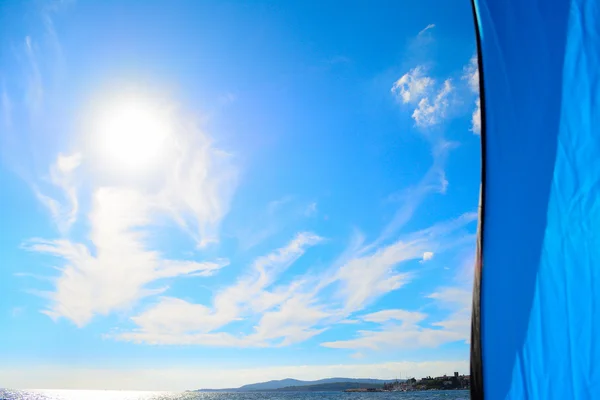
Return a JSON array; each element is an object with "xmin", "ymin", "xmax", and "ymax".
[
  {"xmin": 376, "ymin": 142, "xmax": 452, "ymax": 247},
  {"xmin": 24, "ymin": 36, "xmax": 43, "ymax": 116},
  {"xmin": 462, "ymin": 54, "xmax": 479, "ymax": 93},
  {"xmin": 462, "ymin": 54, "xmax": 481, "ymax": 134},
  {"xmin": 427, "ymin": 287, "xmax": 472, "ymax": 344},
  {"xmin": 323, "ymin": 257, "xmax": 475, "ymax": 353},
  {"xmin": 321, "ymin": 321, "xmax": 464, "ymax": 351},
  {"xmin": 322, "ymin": 304, "xmax": 466, "ymax": 352},
  {"xmin": 114, "ymin": 209, "xmax": 475, "ymax": 348},
  {"xmin": 412, "ymin": 79, "xmax": 453, "ymax": 128},
  {"xmin": 34, "ymin": 152, "xmax": 82, "ymax": 232},
  {"xmin": 115, "ymin": 232, "xmax": 323, "ymax": 346},
  {"xmin": 25, "ymin": 91, "xmax": 240, "ymax": 326},
  {"xmin": 237, "ymin": 196, "xmax": 316, "ymax": 250},
  {"xmin": 26, "ymin": 186, "xmax": 230, "ymax": 327},
  {"xmin": 305, "ymin": 201, "xmax": 317, "ymax": 217},
  {"xmin": 418, "ymin": 24, "xmax": 436, "ymax": 36},
  {"xmin": 471, "ymin": 98, "xmax": 481, "ymax": 134},
  {"xmin": 157, "ymin": 133, "xmax": 238, "ymax": 248},
  {"xmin": 339, "ymin": 319, "xmax": 360, "ymax": 324},
  {"xmin": 391, "ymin": 67, "xmax": 434, "ymax": 104},
  {"xmin": 331, "ymin": 212, "xmax": 476, "ymax": 315},
  {"xmin": 361, "ymin": 309, "xmax": 426, "ymax": 324}
]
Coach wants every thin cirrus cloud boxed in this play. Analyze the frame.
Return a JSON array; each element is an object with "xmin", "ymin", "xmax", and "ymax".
[
  {"xmin": 418, "ymin": 24, "xmax": 436, "ymax": 36},
  {"xmin": 320, "ymin": 321, "xmax": 465, "ymax": 351},
  {"xmin": 321, "ymin": 292, "xmax": 471, "ymax": 352},
  {"xmin": 114, "ymin": 232, "xmax": 324, "ymax": 346},
  {"xmin": 361, "ymin": 309, "xmax": 427, "ymax": 324},
  {"xmin": 112, "ymin": 211, "xmax": 476, "ymax": 348},
  {"xmin": 24, "ymin": 36, "xmax": 44, "ymax": 116}
]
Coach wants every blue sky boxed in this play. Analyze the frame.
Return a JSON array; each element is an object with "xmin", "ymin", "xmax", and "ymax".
[{"xmin": 0, "ymin": 0, "xmax": 480, "ymax": 391}]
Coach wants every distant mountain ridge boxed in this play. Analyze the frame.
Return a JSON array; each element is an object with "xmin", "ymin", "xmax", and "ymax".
[{"xmin": 195, "ymin": 377, "xmax": 400, "ymax": 392}]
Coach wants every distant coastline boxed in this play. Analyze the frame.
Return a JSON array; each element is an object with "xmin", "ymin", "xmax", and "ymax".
[
  {"xmin": 194, "ymin": 378, "xmax": 397, "ymax": 392},
  {"xmin": 193, "ymin": 374, "xmax": 470, "ymax": 393}
]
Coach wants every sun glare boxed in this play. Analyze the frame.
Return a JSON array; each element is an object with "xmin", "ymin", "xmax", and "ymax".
[{"xmin": 93, "ymin": 94, "xmax": 172, "ymax": 171}]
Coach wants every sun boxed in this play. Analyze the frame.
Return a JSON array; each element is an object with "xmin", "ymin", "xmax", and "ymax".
[{"xmin": 93, "ymin": 93, "xmax": 172, "ymax": 171}]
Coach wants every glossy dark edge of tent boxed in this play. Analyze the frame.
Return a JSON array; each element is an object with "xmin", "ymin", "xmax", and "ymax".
[{"xmin": 469, "ymin": 0, "xmax": 486, "ymax": 399}]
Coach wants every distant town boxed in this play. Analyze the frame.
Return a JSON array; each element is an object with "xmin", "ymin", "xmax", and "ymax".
[{"xmin": 345, "ymin": 372, "xmax": 470, "ymax": 392}]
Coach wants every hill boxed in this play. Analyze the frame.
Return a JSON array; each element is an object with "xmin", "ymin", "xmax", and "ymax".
[
  {"xmin": 195, "ymin": 377, "xmax": 398, "ymax": 392},
  {"xmin": 273, "ymin": 381, "xmax": 386, "ymax": 392}
]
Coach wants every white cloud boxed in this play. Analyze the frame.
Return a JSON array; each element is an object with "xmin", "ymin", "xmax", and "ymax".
[
  {"xmin": 412, "ymin": 79, "xmax": 453, "ymax": 127},
  {"xmin": 267, "ymin": 195, "xmax": 293, "ymax": 214},
  {"xmin": 323, "ymin": 285, "xmax": 474, "ymax": 352},
  {"xmin": 361, "ymin": 309, "xmax": 426, "ymax": 324},
  {"xmin": 332, "ymin": 212, "xmax": 475, "ymax": 315},
  {"xmin": 0, "ymin": 360, "xmax": 470, "ymax": 391},
  {"xmin": 157, "ymin": 133, "xmax": 238, "ymax": 248},
  {"xmin": 35, "ymin": 152, "xmax": 82, "ymax": 232},
  {"xmin": 319, "ymin": 213, "xmax": 476, "ymax": 353},
  {"xmin": 427, "ymin": 287, "xmax": 472, "ymax": 343},
  {"xmin": 391, "ymin": 67, "xmax": 434, "ymax": 104},
  {"xmin": 26, "ymin": 89, "xmax": 240, "ymax": 326},
  {"xmin": 321, "ymin": 322, "xmax": 464, "ymax": 351},
  {"xmin": 26, "ymin": 187, "xmax": 229, "ymax": 327},
  {"xmin": 421, "ymin": 251, "xmax": 434, "ymax": 263},
  {"xmin": 472, "ymin": 98, "xmax": 481, "ymax": 134},
  {"xmin": 112, "ymin": 331, "xmax": 262, "ymax": 348},
  {"xmin": 332, "ymin": 240, "xmax": 419, "ymax": 314},
  {"xmin": 418, "ymin": 24, "xmax": 436, "ymax": 36},
  {"xmin": 116, "ymin": 232, "xmax": 323, "ymax": 346},
  {"xmin": 115, "ymin": 211, "xmax": 475, "ymax": 348},
  {"xmin": 375, "ymin": 142, "xmax": 453, "ymax": 246},
  {"xmin": 462, "ymin": 54, "xmax": 481, "ymax": 134},
  {"xmin": 214, "ymin": 232, "xmax": 323, "ymax": 316},
  {"xmin": 428, "ymin": 287, "xmax": 471, "ymax": 309},
  {"xmin": 462, "ymin": 54, "xmax": 479, "ymax": 94},
  {"xmin": 249, "ymin": 294, "xmax": 329, "ymax": 346}
]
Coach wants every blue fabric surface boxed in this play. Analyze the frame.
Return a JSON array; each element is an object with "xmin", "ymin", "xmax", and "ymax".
[{"xmin": 475, "ymin": 0, "xmax": 600, "ymax": 398}]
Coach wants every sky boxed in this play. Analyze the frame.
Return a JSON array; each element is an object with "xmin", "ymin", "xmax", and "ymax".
[{"xmin": 0, "ymin": 0, "xmax": 480, "ymax": 391}]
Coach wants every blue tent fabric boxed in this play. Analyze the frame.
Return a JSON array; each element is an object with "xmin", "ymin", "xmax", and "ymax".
[{"xmin": 472, "ymin": 0, "xmax": 600, "ymax": 398}]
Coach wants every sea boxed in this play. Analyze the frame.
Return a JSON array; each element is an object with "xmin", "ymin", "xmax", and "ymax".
[{"xmin": 0, "ymin": 390, "xmax": 469, "ymax": 400}]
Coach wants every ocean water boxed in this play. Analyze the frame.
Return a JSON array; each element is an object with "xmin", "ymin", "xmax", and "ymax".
[{"xmin": 0, "ymin": 390, "xmax": 469, "ymax": 400}]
